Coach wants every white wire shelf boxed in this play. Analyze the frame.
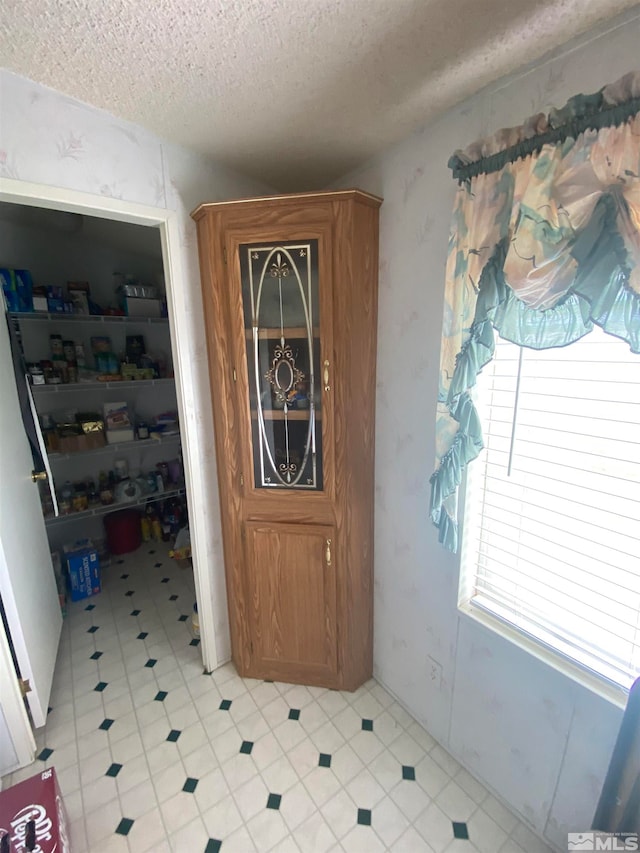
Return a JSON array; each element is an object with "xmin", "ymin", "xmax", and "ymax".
[
  {"xmin": 32, "ymin": 378, "xmax": 175, "ymax": 393},
  {"xmin": 10, "ymin": 312, "xmax": 168, "ymax": 325},
  {"xmin": 47, "ymin": 433, "xmax": 181, "ymax": 462},
  {"xmin": 44, "ymin": 487, "xmax": 185, "ymax": 526}
]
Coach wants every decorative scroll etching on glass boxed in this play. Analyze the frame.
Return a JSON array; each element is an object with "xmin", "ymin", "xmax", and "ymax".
[{"xmin": 240, "ymin": 240, "xmax": 322, "ymax": 490}]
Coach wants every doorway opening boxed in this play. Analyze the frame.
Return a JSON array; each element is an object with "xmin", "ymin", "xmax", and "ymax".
[{"xmin": 0, "ymin": 184, "xmax": 219, "ymax": 775}]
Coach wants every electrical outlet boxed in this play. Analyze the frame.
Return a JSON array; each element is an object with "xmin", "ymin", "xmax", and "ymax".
[{"xmin": 428, "ymin": 656, "xmax": 442, "ymax": 689}]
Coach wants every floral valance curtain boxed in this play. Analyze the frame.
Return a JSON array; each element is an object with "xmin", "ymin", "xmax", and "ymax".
[{"xmin": 430, "ymin": 71, "xmax": 640, "ymax": 552}]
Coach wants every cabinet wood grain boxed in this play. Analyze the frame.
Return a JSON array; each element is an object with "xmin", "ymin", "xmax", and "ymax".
[{"xmin": 193, "ymin": 189, "xmax": 381, "ymax": 690}]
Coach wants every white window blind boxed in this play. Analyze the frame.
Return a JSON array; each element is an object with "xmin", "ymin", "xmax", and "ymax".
[{"xmin": 463, "ymin": 325, "xmax": 640, "ymax": 690}]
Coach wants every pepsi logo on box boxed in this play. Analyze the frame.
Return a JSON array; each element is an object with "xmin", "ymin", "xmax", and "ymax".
[{"xmin": 0, "ymin": 767, "xmax": 70, "ymax": 852}]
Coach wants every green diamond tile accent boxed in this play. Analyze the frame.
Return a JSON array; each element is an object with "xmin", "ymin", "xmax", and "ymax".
[
  {"xmin": 318, "ymin": 753, "xmax": 332, "ymax": 768},
  {"xmin": 361, "ymin": 718, "xmax": 373, "ymax": 731},
  {"xmin": 145, "ymin": 659, "xmax": 157, "ymax": 668},
  {"xmin": 115, "ymin": 818, "xmax": 134, "ymax": 836},
  {"xmin": 266, "ymin": 793, "xmax": 281, "ymax": 810},
  {"xmin": 87, "ymin": 626, "xmax": 99, "ymax": 634},
  {"xmin": 94, "ymin": 682, "xmax": 108, "ymax": 692},
  {"xmin": 85, "ymin": 604, "xmax": 95, "ymax": 611},
  {"xmin": 182, "ymin": 777, "xmax": 199, "ymax": 793},
  {"xmin": 117, "ymin": 559, "xmax": 125, "ymax": 565},
  {"xmin": 155, "ymin": 691, "xmax": 168, "ymax": 702},
  {"xmin": 288, "ymin": 709, "xmax": 300, "ymax": 721},
  {"xmin": 178, "ymin": 614, "xmax": 189, "ymax": 622},
  {"xmin": 37, "ymin": 748, "xmax": 53, "ymax": 761},
  {"xmin": 125, "ymin": 590, "xmax": 135, "ymax": 597},
  {"xmin": 452, "ymin": 822, "xmax": 469, "ymax": 840},
  {"xmin": 402, "ymin": 765, "xmax": 416, "ymax": 781},
  {"xmin": 205, "ymin": 841, "xmax": 222, "ymax": 853},
  {"xmin": 190, "ymin": 639, "xmax": 200, "ymax": 647},
  {"xmin": 154, "ymin": 562, "xmax": 163, "ymax": 568},
  {"xmin": 106, "ymin": 763, "xmax": 122, "ymax": 778},
  {"xmin": 169, "ymin": 594, "xmax": 178, "ymax": 601},
  {"xmin": 148, "ymin": 550, "xmax": 155, "ymax": 555},
  {"xmin": 130, "ymin": 609, "xmax": 141, "ymax": 616},
  {"xmin": 137, "ymin": 632, "xmax": 148, "ymax": 640},
  {"xmin": 90, "ymin": 651, "xmax": 102, "ymax": 660},
  {"xmin": 219, "ymin": 699, "xmax": 232, "ymax": 711},
  {"xmin": 161, "ymin": 577, "xmax": 170, "ymax": 583},
  {"xmin": 99, "ymin": 719, "xmax": 114, "ymax": 731},
  {"xmin": 120, "ymin": 573, "xmax": 128, "ymax": 578},
  {"xmin": 357, "ymin": 808, "xmax": 371, "ymax": 826},
  {"xmin": 239, "ymin": 741, "xmax": 254, "ymax": 755},
  {"xmin": 166, "ymin": 729, "xmax": 181, "ymax": 742}
]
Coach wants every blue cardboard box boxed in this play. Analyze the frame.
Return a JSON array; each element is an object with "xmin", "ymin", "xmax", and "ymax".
[
  {"xmin": 64, "ymin": 541, "xmax": 101, "ymax": 602},
  {"xmin": 0, "ymin": 268, "xmax": 33, "ymax": 312}
]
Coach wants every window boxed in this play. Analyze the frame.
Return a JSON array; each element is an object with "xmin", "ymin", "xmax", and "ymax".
[{"xmin": 461, "ymin": 325, "xmax": 640, "ymax": 691}]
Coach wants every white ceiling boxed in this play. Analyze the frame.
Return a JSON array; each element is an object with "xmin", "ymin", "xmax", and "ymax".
[{"xmin": 1, "ymin": 0, "xmax": 637, "ymax": 191}]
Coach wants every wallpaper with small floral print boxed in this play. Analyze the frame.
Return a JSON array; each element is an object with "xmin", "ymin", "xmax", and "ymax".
[
  {"xmin": 0, "ymin": 70, "xmax": 273, "ymax": 663},
  {"xmin": 331, "ymin": 12, "xmax": 639, "ymax": 851}
]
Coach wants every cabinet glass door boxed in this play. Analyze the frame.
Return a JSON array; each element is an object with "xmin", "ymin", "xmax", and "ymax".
[{"xmin": 240, "ymin": 240, "xmax": 322, "ymax": 490}]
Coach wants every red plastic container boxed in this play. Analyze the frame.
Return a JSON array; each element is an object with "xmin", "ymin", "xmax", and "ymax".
[{"xmin": 104, "ymin": 508, "xmax": 142, "ymax": 555}]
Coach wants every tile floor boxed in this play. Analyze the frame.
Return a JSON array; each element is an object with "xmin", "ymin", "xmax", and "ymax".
[{"xmin": 2, "ymin": 544, "xmax": 556, "ymax": 853}]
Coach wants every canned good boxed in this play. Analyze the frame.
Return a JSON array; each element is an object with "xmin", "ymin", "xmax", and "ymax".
[
  {"xmin": 50, "ymin": 334, "xmax": 64, "ymax": 358},
  {"xmin": 72, "ymin": 484, "xmax": 88, "ymax": 512},
  {"xmin": 28, "ymin": 364, "xmax": 45, "ymax": 385},
  {"xmin": 63, "ymin": 340, "xmax": 75, "ymax": 362}
]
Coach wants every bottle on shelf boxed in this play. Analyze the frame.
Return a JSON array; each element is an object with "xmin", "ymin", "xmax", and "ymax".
[
  {"xmin": 140, "ymin": 513, "xmax": 151, "ymax": 542},
  {"xmin": 98, "ymin": 471, "xmax": 113, "ymax": 505},
  {"xmin": 59, "ymin": 480, "xmax": 73, "ymax": 515},
  {"xmin": 152, "ymin": 514, "xmax": 162, "ymax": 541},
  {"xmin": 72, "ymin": 483, "xmax": 88, "ymax": 513},
  {"xmin": 88, "ymin": 480, "xmax": 100, "ymax": 507}
]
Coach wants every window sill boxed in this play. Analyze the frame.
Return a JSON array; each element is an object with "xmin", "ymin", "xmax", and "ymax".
[{"xmin": 458, "ymin": 599, "xmax": 630, "ymax": 711}]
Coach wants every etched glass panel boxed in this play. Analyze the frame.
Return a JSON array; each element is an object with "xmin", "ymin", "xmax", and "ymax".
[{"xmin": 240, "ymin": 240, "xmax": 322, "ymax": 490}]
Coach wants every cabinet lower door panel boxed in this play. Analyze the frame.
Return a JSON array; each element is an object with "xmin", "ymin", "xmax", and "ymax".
[{"xmin": 244, "ymin": 521, "xmax": 338, "ymax": 685}]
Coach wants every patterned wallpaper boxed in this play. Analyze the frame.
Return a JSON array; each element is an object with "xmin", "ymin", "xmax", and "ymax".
[
  {"xmin": 0, "ymin": 70, "xmax": 273, "ymax": 663},
  {"xmin": 331, "ymin": 11, "xmax": 640, "ymax": 850}
]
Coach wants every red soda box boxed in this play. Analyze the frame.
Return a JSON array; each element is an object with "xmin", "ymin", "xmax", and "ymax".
[{"xmin": 0, "ymin": 767, "xmax": 70, "ymax": 852}]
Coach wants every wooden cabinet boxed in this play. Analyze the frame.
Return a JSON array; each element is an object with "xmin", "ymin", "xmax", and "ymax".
[{"xmin": 192, "ymin": 190, "xmax": 381, "ymax": 690}]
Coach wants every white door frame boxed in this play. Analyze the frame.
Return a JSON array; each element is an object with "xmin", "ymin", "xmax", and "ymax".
[
  {"xmin": 0, "ymin": 541, "xmax": 36, "ymax": 778},
  {"xmin": 0, "ymin": 178, "xmax": 220, "ymax": 678}
]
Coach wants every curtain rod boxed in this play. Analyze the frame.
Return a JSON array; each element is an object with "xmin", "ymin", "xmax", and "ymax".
[{"xmin": 449, "ymin": 94, "xmax": 640, "ymax": 183}]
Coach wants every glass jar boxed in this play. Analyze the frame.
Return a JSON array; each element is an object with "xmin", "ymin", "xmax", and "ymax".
[
  {"xmin": 59, "ymin": 481, "xmax": 73, "ymax": 515},
  {"xmin": 28, "ymin": 364, "xmax": 45, "ymax": 385},
  {"xmin": 72, "ymin": 484, "xmax": 88, "ymax": 513}
]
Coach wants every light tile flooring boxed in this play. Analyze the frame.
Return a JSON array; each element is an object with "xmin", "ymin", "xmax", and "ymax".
[{"xmin": 3, "ymin": 544, "xmax": 555, "ymax": 853}]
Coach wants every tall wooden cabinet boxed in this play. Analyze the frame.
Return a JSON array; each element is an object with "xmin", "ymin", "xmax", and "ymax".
[{"xmin": 192, "ymin": 190, "xmax": 381, "ymax": 690}]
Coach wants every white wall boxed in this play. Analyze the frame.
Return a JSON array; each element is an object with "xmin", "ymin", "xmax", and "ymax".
[
  {"xmin": 0, "ymin": 69, "xmax": 274, "ymax": 663},
  {"xmin": 333, "ymin": 10, "xmax": 640, "ymax": 850}
]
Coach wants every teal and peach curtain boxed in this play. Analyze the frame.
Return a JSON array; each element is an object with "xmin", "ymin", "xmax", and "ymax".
[{"xmin": 431, "ymin": 71, "xmax": 640, "ymax": 551}]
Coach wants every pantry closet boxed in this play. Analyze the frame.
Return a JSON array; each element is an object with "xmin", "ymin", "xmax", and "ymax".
[{"xmin": 0, "ymin": 202, "xmax": 197, "ymax": 717}]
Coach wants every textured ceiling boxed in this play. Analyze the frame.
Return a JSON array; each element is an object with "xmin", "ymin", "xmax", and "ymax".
[{"xmin": 1, "ymin": 0, "xmax": 637, "ymax": 190}]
